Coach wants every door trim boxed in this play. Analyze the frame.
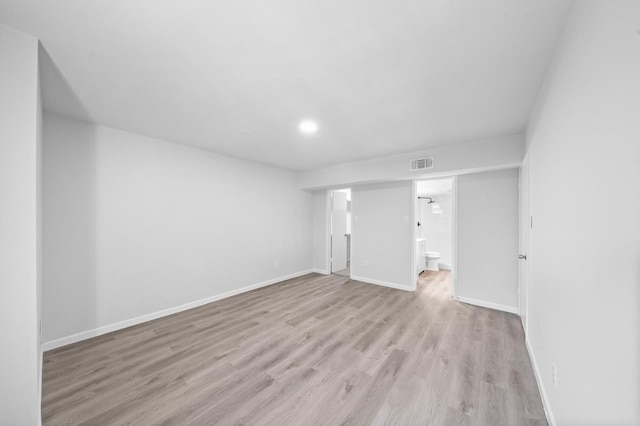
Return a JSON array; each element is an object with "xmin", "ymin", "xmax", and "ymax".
[
  {"xmin": 324, "ymin": 190, "xmax": 331, "ymax": 274},
  {"xmin": 330, "ymin": 190, "xmax": 349, "ymax": 273},
  {"xmin": 451, "ymin": 175, "xmax": 458, "ymax": 299},
  {"xmin": 518, "ymin": 154, "xmax": 530, "ymax": 335},
  {"xmin": 410, "ymin": 180, "xmax": 418, "ymax": 291}
]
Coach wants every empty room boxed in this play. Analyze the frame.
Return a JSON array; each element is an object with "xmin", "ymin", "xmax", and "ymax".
[{"xmin": 1, "ymin": 1, "xmax": 639, "ymax": 425}]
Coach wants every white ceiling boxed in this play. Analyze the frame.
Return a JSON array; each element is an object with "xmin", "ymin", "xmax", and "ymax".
[{"xmin": 0, "ymin": 0, "xmax": 572, "ymax": 171}]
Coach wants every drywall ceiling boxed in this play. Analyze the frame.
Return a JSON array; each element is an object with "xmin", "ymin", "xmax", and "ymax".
[{"xmin": 0, "ymin": 0, "xmax": 572, "ymax": 171}]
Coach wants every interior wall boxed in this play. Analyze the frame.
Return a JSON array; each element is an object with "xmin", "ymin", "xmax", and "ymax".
[
  {"xmin": 311, "ymin": 190, "xmax": 329, "ymax": 273},
  {"xmin": 351, "ymin": 181, "xmax": 413, "ymax": 290},
  {"xmin": 457, "ymin": 169, "xmax": 519, "ymax": 311},
  {"xmin": 0, "ymin": 23, "xmax": 42, "ymax": 424},
  {"xmin": 525, "ymin": 2, "xmax": 640, "ymax": 424},
  {"xmin": 419, "ymin": 193, "xmax": 452, "ymax": 268},
  {"xmin": 298, "ymin": 133, "xmax": 524, "ymax": 189},
  {"xmin": 42, "ymin": 113, "xmax": 313, "ymax": 345},
  {"xmin": 36, "ymin": 42, "xmax": 44, "ymax": 405}
]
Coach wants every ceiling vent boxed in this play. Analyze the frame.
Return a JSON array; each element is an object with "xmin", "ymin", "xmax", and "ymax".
[{"xmin": 409, "ymin": 156, "xmax": 434, "ymax": 171}]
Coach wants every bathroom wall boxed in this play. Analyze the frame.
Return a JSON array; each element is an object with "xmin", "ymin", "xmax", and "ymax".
[{"xmin": 418, "ymin": 193, "xmax": 452, "ymax": 268}]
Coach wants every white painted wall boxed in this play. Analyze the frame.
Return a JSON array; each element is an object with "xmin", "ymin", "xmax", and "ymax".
[
  {"xmin": 334, "ymin": 188, "xmax": 352, "ymax": 234},
  {"xmin": 42, "ymin": 113, "xmax": 313, "ymax": 345},
  {"xmin": 0, "ymin": 23, "xmax": 42, "ymax": 424},
  {"xmin": 457, "ymin": 169, "xmax": 519, "ymax": 312},
  {"xmin": 419, "ymin": 193, "xmax": 452, "ymax": 268},
  {"xmin": 525, "ymin": 2, "xmax": 640, "ymax": 424},
  {"xmin": 36, "ymin": 43, "xmax": 44, "ymax": 408},
  {"xmin": 311, "ymin": 190, "xmax": 329, "ymax": 273},
  {"xmin": 298, "ymin": 134, "xmax": 525, "ymax": 190},
  {"xmin": 351, "ymin": 181, "xmax": 413, "ymax": 290}
]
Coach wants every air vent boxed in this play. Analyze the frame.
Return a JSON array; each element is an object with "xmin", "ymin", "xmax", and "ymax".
[{"xmin": 409, "ymin": 156, "xmax": 434, "ymax": 171}]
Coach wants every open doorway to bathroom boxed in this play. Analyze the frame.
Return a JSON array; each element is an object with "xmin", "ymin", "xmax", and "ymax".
[
  {"xmin": 330, "ymin": 188, "xmax": 351, "ymax": 277},
  {"xmin": 414, "ymin": 178, "xmax": 456, "ymax": 294}
]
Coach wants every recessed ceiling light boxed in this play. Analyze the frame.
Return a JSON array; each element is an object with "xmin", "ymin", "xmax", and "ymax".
[{"xmin": 298, "ymin": 120, "xmax": 318, "ymax": 135}]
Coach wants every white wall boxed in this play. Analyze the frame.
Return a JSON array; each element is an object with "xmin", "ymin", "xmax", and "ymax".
[
  {"xmin": 419, "ymin": 193, "xmax": 452, "ymax": 268},
  {"xmin": 42, "ymin": 113, "xmax": 313, "ymax": 345},
  {"xmin": 457, "ymin": 169, "xmax": 519, "ymax": 312},
  {"xmin": 351, "ymin": 181, "xmax": 413, "ymax": 290},
  {"xmin": 298, "ymin": 133, "xmax": 524, "ymax": 190},
  {"xmin": 525, "ymin": 2, "xmax": 640, "ymax": 424},
  {"xmin": 0, "ymin": 23, "xmax": 42, "ymax": 424},
  {"xmin": 311, "ymin": 190, "xmax": 329, "ymax": 273},
  {"xmin": 36, "ymin": 43, "xmax": 44, "ymax": 408},
  {"xmin": 334, "ymin": 188, "xmax": 352, "ymax": 234}
]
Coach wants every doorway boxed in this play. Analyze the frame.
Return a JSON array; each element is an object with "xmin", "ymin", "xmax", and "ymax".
[
  {"xmin": 330, "ymin": 188, "xmax": 351, "ymax": 277},
  {"xmin": 414, "ymin": 178, "xmax": 456, "ymax": 294}
]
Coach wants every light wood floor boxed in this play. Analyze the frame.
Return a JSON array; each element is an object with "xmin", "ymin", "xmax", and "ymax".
[
  {"xmin": 42, "ymin": 271, "xmax": 546, "ymax": 425},
  {"xmin": 333, "ymin": 266, "xmax": 350, "ymax": 277}
]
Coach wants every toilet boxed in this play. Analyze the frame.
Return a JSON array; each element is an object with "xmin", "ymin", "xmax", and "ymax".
[{"xmin": 425, "ymin": 252, "xmax": 441, "ymax": 271}]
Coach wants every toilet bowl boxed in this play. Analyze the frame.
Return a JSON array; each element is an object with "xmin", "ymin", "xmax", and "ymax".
[{"xmin": 425, "ymin": 252, "xmax": 441, "ymax": 271}]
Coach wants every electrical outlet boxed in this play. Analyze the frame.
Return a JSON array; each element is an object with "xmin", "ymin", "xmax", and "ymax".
[
  {"xmin": 274, "ymin": 260, "xmax": 280, "ymax": 267},
  {"xmin": 552, "ymin": 364, "xmax": 557, "ymax": 387},
  {"xmin": 363, "ymin": 259, "xmax": 369, "ymax": 266}
]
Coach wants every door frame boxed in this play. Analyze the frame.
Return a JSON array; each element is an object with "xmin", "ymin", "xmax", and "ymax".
[
  {"xmin": 329, "ymin": 188, "xmax": 351, "ymax": 275},
  {"xmin": 518, "ymin": 155, "xmax": 530, "ymax": 335},
  {"xmin": 323, "ymin": 190, "xmax": 332, "ymax": 274},
  {"xmin": 412, "ymin": 176, "xmax": 458, "ymax": 298},
  {"xmin": 452, "ymin": 176, "xmax": 459, "ymax": 299},
  {"xmin": 411, "ymin": 181, "xmax": 418, "ymax": 290}
]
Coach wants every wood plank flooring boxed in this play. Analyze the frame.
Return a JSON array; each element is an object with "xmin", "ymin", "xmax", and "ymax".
[{"xmin": 42, "ymin": 271, "xmax": 546, "ymax": 425}]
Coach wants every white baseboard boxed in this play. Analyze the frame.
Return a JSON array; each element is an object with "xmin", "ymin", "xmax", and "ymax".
[
  {"xmin": 526, "ymin": 338, "xmax": 555, "ymax": 426},
  {"xmin": 311, "ymin": 268, "xmax": 330, "ymax": 275},
  {"xmin": 455, "ymin": 296, "xmax": 518, "ymax": 314},
  {"xmin": 438, "ymin": 263, "xmax": 452, "ymax": 270},
  {"xmin": 42, "ymin": 269, "xmax": 314, "ymax": 352},
  {"xmin": 350, "ymin": 275, "xmax": 412, "ymax": 292}
]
